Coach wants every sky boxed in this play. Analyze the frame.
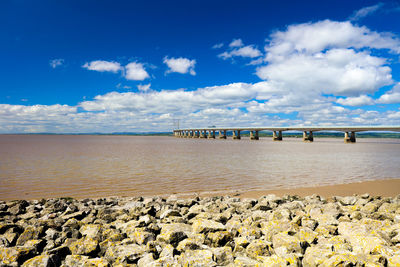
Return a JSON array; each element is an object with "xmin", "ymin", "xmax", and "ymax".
[{"xmin": 1, "ymin": 0, "xmax": 400, "ymax": 133}]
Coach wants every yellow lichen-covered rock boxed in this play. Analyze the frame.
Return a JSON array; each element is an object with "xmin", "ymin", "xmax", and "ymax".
[
  {"xmin": 318, "ymin": 236, "xmax": 352, "ymax": 253},
  {"xmin": 192, "ymin": 219, "xmax": 225, "ymax": 233},
  {"xmin": 79, "ymin": 224, "xmax": 101, "ymax": 239},
  {"xmin": 127, "ymin": 227, "xmax": 155, "ymax": 245},
  {"xmin": 237, "ymin": 224, "xmax": 262, "ymax": 238},
  {"xmin": 178, "ymin": 249, "xmax": 216, "ymax": 266},
  {"xmin": 16, "ymin": 226, "xmax": 42, "ymax": 246},
  {"xmin": 257, "ymin": 255, "xmax": 288, "ymax": 266},
  {"xmin": 0, "ymin": 247, "xmax": 33, "ymax": 265},
  {"xmin": 388, "ymin": 254, "xmax": 400, "ymax": 267},
  {"xmin": 85, "ymin": 257, "xmax": 110, "ymax": 267},
  {"xmin": 296, "ymin": 227, "xmax": 318, "ymax": 244},
  {"xmin": 21, "ymin": 254, "xmax": 58, "ymax": 267},
  {"xmin": 272, "ymin": 232, "xmax": 302, "ymax": 253},
  {"xmin": 157, "ymin": 223, "xmax": 191, "ymax": 245},
  {"xmin": 314, "ymin": 224, "xmax": 337, "ymax": 238},
  {"xmin": 104, "ymin": 244, "xmax": 145, "ymax": 264},
  {"xmin": 212, "ymin": 246, "xmax": 234, "ymax": 265},
  {"xmin": 245, "ymin": 239, "xmax": 272, "ymax": 259},
  {"xmin": 260, "ymin": 220, "xmax": 297, "ymax": 241},
  {"xmin": 176, "ymin": 238, "xmax": 202, "ymax": 252},
  {"xmin": 207, "ymin": 231, "xmax": 232, "ymax": 246},
  {"xmin": 302, "ymin": 247, "xmax": 334, "ymax": 267},
  {"xmin": 68, "ymin": 236, "xmax": 99, "ymax": 255},
  {"xmin": 234, "ymin": 256, "xmax": 261, "ymax": 266},
  {"xmin": 321, "ymin": 251, "xmax": 359, "ymax": 266}
]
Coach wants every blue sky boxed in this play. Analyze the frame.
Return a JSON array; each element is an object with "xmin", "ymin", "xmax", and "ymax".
[{"xmin": 1, "ymin": 0, "xmax": 400, "ymax": 133}]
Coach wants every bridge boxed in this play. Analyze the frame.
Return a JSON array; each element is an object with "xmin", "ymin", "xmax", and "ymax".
[{"xmin": 173, "ymin": 126, "xmax": 400, "ymax": 143}]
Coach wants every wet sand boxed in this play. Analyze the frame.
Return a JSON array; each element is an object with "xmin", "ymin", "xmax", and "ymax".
[{"xmin": 230, "ymin": 178, "xmax": 400, "ymax": 199}]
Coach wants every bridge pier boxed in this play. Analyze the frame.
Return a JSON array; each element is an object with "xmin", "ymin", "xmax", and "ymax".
[
  {"xmin": 232, "ymin": 130, "xmax": 241, "ymax": 140},
  {"xmin": 344, "ymin": 131, "xmax": 356, "ymax": 143},
  {"xmin": 273, "ymin": 131, "xmax": 282, "ymax": 141},
  {"xmin": 200, "ymin": 130, "xmax": 207, "ymax": 138},
  {"xmin": 218, "ymin": 130, "xmax": 227, "ymax": 139},
  {"xmin": 208, "ymin": 130, "xmax": 215, "ymax": 139},
  {"xmin": 303, "ymin": 131, "xmax": 314, "ymax": 142},
  {"xmin": 250, "ymin": 130, "xmax": 259, "ymax": 140}
]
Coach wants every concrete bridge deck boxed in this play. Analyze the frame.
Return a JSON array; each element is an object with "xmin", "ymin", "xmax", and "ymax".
[{"xmin": 173, "ymin": 126, "xmax": 400, "ymax": 143}]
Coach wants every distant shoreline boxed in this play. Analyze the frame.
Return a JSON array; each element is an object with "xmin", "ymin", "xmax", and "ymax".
[{"xmin": 1, "ymin": 132, "xmax": 400, "ymax": 138}]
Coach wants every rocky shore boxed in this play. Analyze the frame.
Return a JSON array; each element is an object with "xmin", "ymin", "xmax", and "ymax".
[{"xmin": 1, "ymin": 194, "xmax": 400, "ymax": 266}]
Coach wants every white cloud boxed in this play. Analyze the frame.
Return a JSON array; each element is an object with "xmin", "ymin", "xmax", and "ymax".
[
  {"xmin": 163, "ymin": 57, "xmax": 196, "ymax": 75},
  {"xmin": 264, "ymin": 20, "xmax": 400, "ymax": 62},
  {"xmin": 336, "ymin": 95, "xmax": 374, "ymax": 106},
  {"xmin": 212, "ymin": 43, "xmax": 224, "ymax": 49},
  {"xmin": 229, "ymin": 39, "xmax": 244, "ymax": 47},
  {"xmin": 349, "ymin": 3, "xmax": 384, "ymax": 21},
  {"xmin": 219, "ymin": 45, "xmax": 262, "ymax": 59},
  {"xmin": 137, "ymin": 83, "xmax": 151, "ymax": 92},
  {"xmin": 125, "ymin": 62, "xmax": 150, "ymax": 80},
  {"xmin": 49, "ymin": 59, "xmax": 64, "ymax": 68},
  {"xmin": 377, "ymin": 83, "xmax": 400, "ymax": 104},
  {"xmin": 83, "ymin": 60, "xmax": 122, "ymax": 73}
]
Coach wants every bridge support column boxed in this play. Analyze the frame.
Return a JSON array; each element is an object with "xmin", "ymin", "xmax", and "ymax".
[
  {"xmin": 218, "ymin": 130, "xmax": 227, "ymax": 139},
  {"xmin": 250, "ymin": 130, "xmax": 259, "ymax": 140},
  {"xmin": 344, "ymin": 131, "xmax": 356, "ymax": 143},
  {"xmin": 303, "ymin": 131, "xmax": 314, "ymax": 142},
  {"xmin": 208, "ymin": 130, "xmax": 215, "ymax": 139},
  {"xmin": 273, "ymin": 131, "xmax": 282, "ymax": 141},
  {"xmin": 232, "ymin": 130, "xmax": 241, "ymax": 140},
  {"xmin": 200, "ymin": 130, "xmax": 207, "ymax": 138}
]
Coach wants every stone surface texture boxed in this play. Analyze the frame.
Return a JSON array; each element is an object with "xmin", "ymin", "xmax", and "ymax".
[{"xmin": 0, "ymin": 194, "xmax": 400, "ymax": 266}]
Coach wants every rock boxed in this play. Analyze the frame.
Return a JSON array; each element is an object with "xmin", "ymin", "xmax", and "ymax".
[
  {"xmin": 0, "ymin": 246, "xmax": 36, "ymax": 265},
  {"xmin": 79, "ymin": 224, "xmax": 101, "ymax": 239},
  {"xmin": 234, "ymin": 256, "xmax": 261, "ymax": 266},
  {"xmin": 388, "ymin": 255, "xmax": 400, "ymax": 267},
  {"xmin": 157, "ymin": 223, "xmax": 191, "ymax": 245},
  {"xmin": 137, "ymin": 253, "xmax": 156, "ymax": 267},
  {"xmin": 339, "ymin": 196, "xmax": 357, "ymax": 206},
  {"xmin": 207, "ymin": 231, "xmax": 232, "ymax": 247},
  {"xmin": 245, "ymin": 239, "xmax": 272, "ymax": 259},
  {"xmin": 272, "ymin": 232, "xmax": 302, "ymax": 254},
  {"xmin": 178, "ymin": 249, "xmax": 216, "ymax": 266},
  {"xmin": 302, "ymin": 247, "xmax": 334, "ymax": 266},
  {"xmin": 192, "ymin": 219, "xmax": 225, "ymax": 233},
  {"xmin": 16, "ymin": 226, "xmax": 43, "ymax": 246},
  {"xmin": 176, "ymin": 238, "xmax": 202, "ymax": 252},
  {"xmin": 21, "ymin": 255, "xmax": 59, "ymax": 267},
  {"xmin": 212, "ymin": 246, "xmax": 234, "ymax": 265},
  {"xmin": 257, "ymin": 255, "xmax": 290, "ymax": 266},
  {"xmin": 126, "ymin": 227, "xmax": 155, "ymax": 245},
  {"xmin": 68, "ymin": 237, "xmax": 99, "ymax": 256},
  {"xmin": 104, "ymin": 244, "xmax": 145, "ymax": 264}
]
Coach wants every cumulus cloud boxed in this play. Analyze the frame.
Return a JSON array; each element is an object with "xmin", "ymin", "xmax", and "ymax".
[
  {"xmin": 336, "ymin": 95, "xmax": 374, "ymax": 106},
  {"xmin": 83, "ymin": 60, "xmax": 122, "ymax": 73},
  {"xmin": 229, "ymin": 39, "xmax": 244, "ymax": 47},
  {"xmin": 377, "ymin": 83, "xmax": 400, "ymax": 104},
  {"xmin": 2, "ymin": 19, "xmax": 400, "ymax": 133},
  {"xmin": 349, "ymin": 3, "xmax": 384, "ymax": 21},
  {"xmin": 219, "ymin": 45, "xmax": 262, "ymax": 59},
  {"xmin": 49, "ymin": 59, "xmax": 64, "ymax": 68},
  {"xmin": 163, "ymin": 57, "xmax": 196, "ymax": 75},
  {"xmin": 137, "ymin": 83, "xmax": 151, "ymax": 92},
  {"xmin": 125, "ymin": 62, "xmax": 150, "ymax": 80},
  {"xmin": 212, "ymin": 43, "xmax": 224, "ymax": 49}
]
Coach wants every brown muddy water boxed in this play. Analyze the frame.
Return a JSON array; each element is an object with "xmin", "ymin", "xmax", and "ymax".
[{"xmin": 0, "ymin": 135, "xmax": 399, "ymax": 200}]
